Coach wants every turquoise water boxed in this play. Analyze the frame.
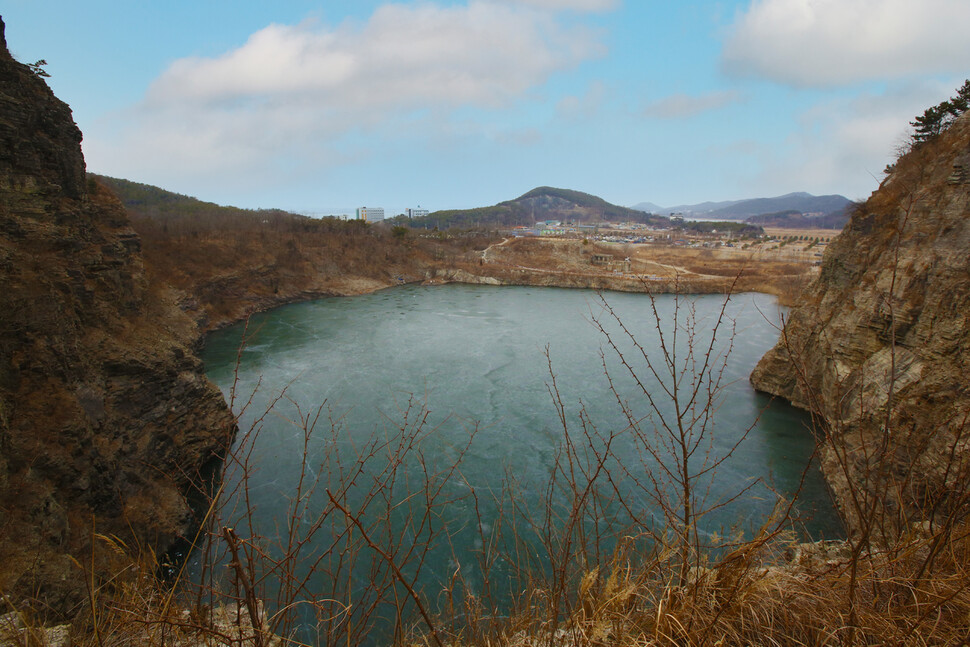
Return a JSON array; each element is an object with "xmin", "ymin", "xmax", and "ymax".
[{"xmin": 200, "ymin": 284, "xmax": 842, "ymax": 640}]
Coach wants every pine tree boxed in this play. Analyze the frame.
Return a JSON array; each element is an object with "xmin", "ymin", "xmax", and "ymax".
[
  {"xmin": 951, "ymin": 80, "xmax": 970, "ymax": 114},
  {"xmin": 909, "ymin": 80, "xmax": 970, "ymax": 147},
  {"xmin": 911, "ymin": 103, "xmax": 947, "ymax": 144}
]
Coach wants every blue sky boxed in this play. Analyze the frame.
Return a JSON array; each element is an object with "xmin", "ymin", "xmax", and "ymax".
[{"xmin": 4, "ymin": 1, "xmax": 968, "ymax": 215}]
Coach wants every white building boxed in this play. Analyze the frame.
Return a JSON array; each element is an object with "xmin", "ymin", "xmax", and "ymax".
[
  {"xmin": 356, "ymin": 207, "xmax": 385, "ymax": 222},
  {"xmin": 407, "ymin": 207, "xmax": 429, "ymax": 218}
]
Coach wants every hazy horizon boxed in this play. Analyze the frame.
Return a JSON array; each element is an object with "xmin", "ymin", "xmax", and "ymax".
[{"xmin": 6, "ymin": 1, "xmax": 967, "ymax": 213}]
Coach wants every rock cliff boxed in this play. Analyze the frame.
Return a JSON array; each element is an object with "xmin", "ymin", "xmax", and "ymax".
[
  {"xmin": 0, "ymin": 18, "xmax": 234, "ymax": 614},
  {"xmin": 751, "ymin": 113, "xmax": 970, "ymax": 532}
]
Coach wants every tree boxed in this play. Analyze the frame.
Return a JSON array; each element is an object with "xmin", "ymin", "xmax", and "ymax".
[
  {"xmin": 910, "ymin": 103, "xmax": 948, "ymax": 144},
  {"xmin": 910, "ymin": 79, "xmax": 970, "ymax": 146},
  {"xmin": 950, "ymin": 79, "xmax": 970, "ymax": 114},
  {"xmin": 26, "ymin": 59, "xmax": 50, "ymax": 78}
]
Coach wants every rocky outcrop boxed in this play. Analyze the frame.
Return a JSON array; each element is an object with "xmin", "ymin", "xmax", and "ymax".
[
  {"xmin": 751, "ymin": 113, "xmax": 970, "ymax": 532},
  {"xmin": 0, "ymin": 18, "xmax": 234, "ymax": 615}
]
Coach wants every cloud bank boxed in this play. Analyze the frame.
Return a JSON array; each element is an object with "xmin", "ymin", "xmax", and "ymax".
[
  {"xmin": 723, "ymin": 0, "xmax": 970, "ymax": 86},
  {"xmin": 643, "ymin": 91, "xmax": 741, "ymax": 120},
  {"xmin": 90, "ymin": 1, "xmax": 606, "ymax": 186},
  {"xmin": 740, "ymin": 80, "xmax": 959, "ymax": 199}
]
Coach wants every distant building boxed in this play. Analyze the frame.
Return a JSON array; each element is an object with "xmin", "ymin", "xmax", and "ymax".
[
  {"xmin": 407, "ymin": 207, "xmax": 429, "ymax": 219},
  {"xmin": 356, "ymin": 207, "xmax": 385, "ymax": 222},
  {"xmin": 590, "ymin": 254, "xmax": 631, "ymax": 273}
]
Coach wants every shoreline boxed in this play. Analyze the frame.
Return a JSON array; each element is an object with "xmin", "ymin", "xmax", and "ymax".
[{"xmin": 197, "ymin": 262, "xmax": 809, "ymax": 335}]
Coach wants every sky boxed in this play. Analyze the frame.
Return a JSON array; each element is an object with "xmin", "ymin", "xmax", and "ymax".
[{"xmin": 4, "ymin": 1, "xmax": 968, "ymax": 216}]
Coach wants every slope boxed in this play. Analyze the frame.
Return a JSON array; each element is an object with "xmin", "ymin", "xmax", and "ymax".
[
  {"xmin": 0, "ymin": 18, "xmax": 233, "ymax": 615},
  {"xmin": 410, "ymin": 186, "xmax": 671, "ymax": 229},
  {"xmin": 751, "ymin": 113, "xmax": 970, "ymax": 532}
]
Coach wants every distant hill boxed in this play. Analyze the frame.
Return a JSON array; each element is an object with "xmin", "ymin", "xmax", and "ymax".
[
  {"xmin": 745, "ymin": 205, "xmax": 855, "ymax": 229},
  {"xmin": 630, "ymin": 201, "xmax": 665, "ymax": 214},
  {"xmin": 409, "ymin": 187, "xmax": 672, "ymax": 229},
  {"xmin": 92, "ymin": 174, "xmax": 302, "ymax": 224},
  {"xmin": 633, "ymin": 192, "xmax": 852, "ymax": 221},
  {"xmin": 709, "ymin": 193, "xmax": 851, "ymax": 219},
  {"xmin": 664, "ymin": 199, "xmax": 743, "ymax": 215}
]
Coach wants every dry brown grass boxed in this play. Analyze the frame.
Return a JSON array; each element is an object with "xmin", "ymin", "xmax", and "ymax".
[
  {"xmin": 53, "ymin": 165, "xmax": 970, "ymax": 645},
  {"xmin": 125, "ymin": 209, "xmax": 500, "ymax": 330},
  {"xmin": 762, "ymin": 227, "xmax": 839, "ymax": 240},
  {"xmin": 35, "ymin": 278, "xmax": 970, "ymax": 647},
  {"xmin": 476, "ymin": 237, "xmax": 815, "ymax": 305}
]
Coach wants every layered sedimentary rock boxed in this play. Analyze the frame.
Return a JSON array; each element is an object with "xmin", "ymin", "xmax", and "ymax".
[
  {"xmin": 751, "ymin": 113, "xmax": 970, "ymax": 531},
  {"xmin": 0, "ymin": 18, "xmax": 234, "ymax": 613}
]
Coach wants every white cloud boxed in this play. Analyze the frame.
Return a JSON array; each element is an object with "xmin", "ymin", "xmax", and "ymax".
[
  {"xmin": 495, "ymin": 128, "xmax": 544, "ymax": 146},
  {"xmin": 737, "ymin": 80, "xmax": 961, "ymax": 199},
  {"xmin": 89, "ymin": 1, "xmax": 605, "ymax": 186},
  {"xmin": 557, "ymin": 81, "xmax": 607, "ymax": 119},
  {"xmin": 723, "ymin": 0, "xmax": 970, "ymax": 87},
  {"xmin": 643, "ymin": 91, "xmax": 741, "ymax": 119}
]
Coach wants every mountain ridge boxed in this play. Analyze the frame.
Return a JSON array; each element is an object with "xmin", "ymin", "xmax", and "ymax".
[
  {"xmin": 633, "ymin": 191, "xmax": 852, "ymax": 221},
  {"xmin": 408, "ymin": 186, "xmax": 672, "ymax": 229}
]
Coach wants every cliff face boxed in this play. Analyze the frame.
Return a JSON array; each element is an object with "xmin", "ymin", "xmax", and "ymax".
[
  {"xmin": 751, "ymin": 113, "xmax": 970, "ymax": 530},
  {"xmin": 0, "ymin": 19, "xmax": 234, "ymax": 614}
]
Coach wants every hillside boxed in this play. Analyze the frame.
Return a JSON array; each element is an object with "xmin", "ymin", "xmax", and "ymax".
[
  {"xmin": 93, "ymin": 174, "xmax": 302, "ymax": 226},
  {"xmin": 93, "ymin": 175, "xmax": 500, "ymax": 329},
  {"xmin": 752, "ymin": 112, "xmax": 970, "ymax": 532},
  {"xmin": 745, "ymin": 205, "xmax": 853, "ymax": 229},
  {"xmin": 408, "ymin": 186, "xmax": 672, "ymax": 229},
  {"xmin": 709, "ymin": 192, "xmax": 850, "ymax": 219},
  {"xmin": 0, "ymin": 20, "xmax": 233, "ymax": 614},
  {"xmin": 635, "ymin": 192, "xmax": 852, "ymax": 222},
  {"xmin": 633, "ymin": 198, "xmax": 739, "ymax": 215},
  {"xmin": 629, "ymin": 200, "xmax": 664, "ymax": 213}
]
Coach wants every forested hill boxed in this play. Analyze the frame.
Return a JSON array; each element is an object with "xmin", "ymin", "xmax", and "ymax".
[
  {"xmin": 707, "ymin": 192, "xmax": 850, "ymax": 219},
  {"xmin": 636, "ymin": 192, "xmax": 853, "ymax": 221},
  {"xmin": 403, "ymin": 186, "xmax": 673, "ymax": 229},
  {"xmin": 745, "ymin": 206, "xmax": 854, "ymax": 229},
  {"xmin": 91, "ymin": 174, "xmax": 305, "ymax": 226}
]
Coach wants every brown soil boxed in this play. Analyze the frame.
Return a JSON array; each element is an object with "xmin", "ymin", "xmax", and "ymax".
[{"xmin": 472, "ymin": 237, "xmax": 817, "ymax": 305}]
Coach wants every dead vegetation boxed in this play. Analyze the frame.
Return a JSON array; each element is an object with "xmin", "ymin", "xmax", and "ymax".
[
  {"xmin": 52, "ymin": 136, "xmax": 968, "ymax": 644},
  {"xmin": 116, "ymin": 191, "xmax": 500, "ymax": 329},
  {"xmin": 23, "ymin": 272, "xmax": 968, "ymax": 647},
  {"xmin": 478, "ymin": 237, "xmax": 815, "ymax": 305}
]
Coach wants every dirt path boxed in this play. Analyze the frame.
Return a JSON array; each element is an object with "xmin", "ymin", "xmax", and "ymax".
[{"xmin": 481, "ymin": 237, "xmax": 514, "ymax": 263}]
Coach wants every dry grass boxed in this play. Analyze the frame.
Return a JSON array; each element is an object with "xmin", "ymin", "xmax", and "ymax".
[
  {"xmin": 40, "ymin": 274, "xmax": 969, "ymax": 647},
  {"xmin": 477, "ymin": 237, "xmax": 815, "ymax": 305},
  {"xmin": 14, "ymin": 283, "xmax": 962, "ymax": 647},
  {"xmin": 31, "ymin": 156, "xmax": 970, "ymax": 645}
]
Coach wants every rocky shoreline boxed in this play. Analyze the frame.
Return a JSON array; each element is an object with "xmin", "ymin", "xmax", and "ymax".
[
  {"xmin": 0, "ymin": 20, "xmax": 234, "ymax": 614},
  {"xmin": 5, "ymin": 6, "xmax": 968, "ymax": 638},
  {"xmin": 751, "ymin": 112, "xmax": 970, "ymax": 533},
  {"xmin": 195, "ymin": 261, "xmax": 799, "ymax": 335}
]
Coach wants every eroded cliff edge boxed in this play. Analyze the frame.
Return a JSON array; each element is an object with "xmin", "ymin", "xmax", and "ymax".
[
  {"xmin": 0, "ymin": 19, "xmax": 234, "ymax": 613},
  {"xmin": 751, "ymin": 113, "xmax": 970, "ymax": 532}
]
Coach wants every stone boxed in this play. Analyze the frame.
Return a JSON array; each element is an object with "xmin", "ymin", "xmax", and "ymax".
[
  {"xmin": 751, "ymin": 113, "xmax": 970, "ymax": 534},
  {"xmin": 0, "ymin": 19, "xmax": 234, "ymax": 617}
]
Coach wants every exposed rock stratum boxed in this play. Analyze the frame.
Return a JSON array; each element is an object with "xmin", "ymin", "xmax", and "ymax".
[
  {"xmin": 751, "ymin": 113, "xmax": 970, "ymax": 532},
  {"xmin": 0, "ymin": 18, "xmax": 234, "ymax": 614}
]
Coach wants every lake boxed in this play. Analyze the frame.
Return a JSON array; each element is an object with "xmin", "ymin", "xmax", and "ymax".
[{"xmin": 199, "ymin": 284, "xmax": 841, "ymax": 642}]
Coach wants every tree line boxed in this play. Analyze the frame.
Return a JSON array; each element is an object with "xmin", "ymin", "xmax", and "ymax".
[{"xmin": 910, "ymin": 79, "xmax": 970, "ymax": 145}]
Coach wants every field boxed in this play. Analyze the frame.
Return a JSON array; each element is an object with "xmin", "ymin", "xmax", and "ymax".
[{"xmin": 478, "ymin": 235, "xmax": 823, "ymax": 304}]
